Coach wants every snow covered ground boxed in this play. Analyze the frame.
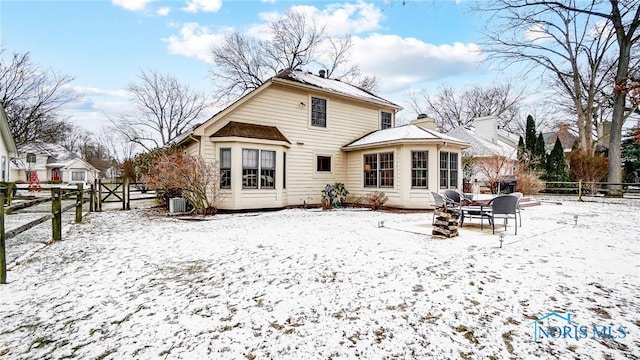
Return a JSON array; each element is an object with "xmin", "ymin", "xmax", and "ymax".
[{"xmin": 1, "ymin": 197, "xmax": 638, "ymax": 359}]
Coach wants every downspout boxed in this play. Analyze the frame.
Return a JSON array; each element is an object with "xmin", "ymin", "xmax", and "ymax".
[{"xmin": 188, "ymin": 134, "xmax": 202, "ymax": 157}]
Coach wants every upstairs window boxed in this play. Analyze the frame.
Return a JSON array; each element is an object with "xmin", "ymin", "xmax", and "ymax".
[
  {"xmin": 381, "ymin": 111, "xmax": 392, "ymax": 129},
  {"xmin": 26, "ymin": 153, "xmax": 36, "ymax": 163},
  {"xmin": 311, "ymin": 97, "xmax": 327, "ymax": 127}
]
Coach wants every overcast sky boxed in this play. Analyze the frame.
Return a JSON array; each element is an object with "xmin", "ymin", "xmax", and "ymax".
[{"xmin": 1, "ymin": 0, "xmax": 524, "ymax": 134}]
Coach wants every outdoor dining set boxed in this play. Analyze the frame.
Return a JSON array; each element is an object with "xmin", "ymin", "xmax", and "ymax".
[{"xmin": 431, "ymin": 190, "xmax": 523, "ymax": 235}]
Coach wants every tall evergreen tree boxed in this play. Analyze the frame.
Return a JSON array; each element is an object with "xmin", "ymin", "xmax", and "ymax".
[
  {"xmin": 517, "ymin": 136, "xmax": 526, "ymax": 162},
  {"xmin": 622, "ymin": 125, "xmax": 640, "ymax": 183},
  {"xmin": 545, "ymin": 137, "xmax": 569, "ymax": 182},
  {"xmin": 525, "ymin": 114, "xmax": 537, "ymax": 155},
  {"xmin": 534, "ymin": 132, "xmax": 547, "ymax": 170}
]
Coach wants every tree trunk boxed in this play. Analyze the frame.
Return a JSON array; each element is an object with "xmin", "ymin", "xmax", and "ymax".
[{"xmin": 607, "ymin": 0, "xmax": 636, "ymax": 197}]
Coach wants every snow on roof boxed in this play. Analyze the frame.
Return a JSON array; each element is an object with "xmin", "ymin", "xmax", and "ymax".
[
  {"xmin": 276, "ymin": 69, "xmax": 400, "ymax": 109},
  {"xmin": 343, "ymin": 124, "xmax": 468, "ymax": 149},
  {"xmin": 447, "ymin": 126, "xmax": 517, "ymax": 159},
  {"xmin": 17, "ymin": 142, "xmax": 77, "ymax": 162}
]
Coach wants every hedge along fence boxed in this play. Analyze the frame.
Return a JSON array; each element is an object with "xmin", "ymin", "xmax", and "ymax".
[{"xmin": 0, "ymin": 184, "xmax": 93, "ymax": 284}]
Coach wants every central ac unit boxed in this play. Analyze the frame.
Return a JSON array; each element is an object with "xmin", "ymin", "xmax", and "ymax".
[{"xmin": 169, "ymin": 197, "xmax": 187, "ymax": 213}]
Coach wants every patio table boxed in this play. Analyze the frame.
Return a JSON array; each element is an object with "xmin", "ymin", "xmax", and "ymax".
[{"xmin": 460, "ymin": 198, "xmax": 493, "ymax": 230}]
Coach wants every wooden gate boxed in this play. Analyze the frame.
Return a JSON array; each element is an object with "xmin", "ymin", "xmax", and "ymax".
[{"xmin": 96, "ymin": 180, "xmax": 156, "ymax": 210}]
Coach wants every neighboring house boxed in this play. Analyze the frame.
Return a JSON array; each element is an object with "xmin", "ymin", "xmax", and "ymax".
[
  {"xmin": 11, "ymin": 142, "xmax": 100, "ymax": 184},
  {"xmin": 174, "ymin": 69, "xmax": 469, "ymax": 210},
  {"xmin": 543, "ymin": 122, "xmax": 609, "ymax": 155},
  {"xmin": 447, "ymin": 116, "xmax": 519, "ymax": 189},
  {"xmin": 542, "ymin": 123, "xmax": 577, "ymax": 154},
  {"xmin": 0, "ymin": 104, "xmax": 18, "ymax": 182}
]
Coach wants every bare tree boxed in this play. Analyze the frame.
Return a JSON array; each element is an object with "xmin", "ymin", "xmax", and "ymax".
[
  {"xmin": 210, "ymin": 9, "xmax": 378, "ymax": 102},
  {"xmin": 323, "ymin": 35, "xmax": 380, "ymax": 93},
  {"xmin": 407, "ymin": 82, "xmax": 524, "ymax": 132},
  {"xmin": 475, "ymin": 0, "xmax": 640, "ymax": 193},
  {"xmin": 266, "ymin": 10, "xmax": 325, "ymax": 73},
  {"xmin": 210, "ymin": 32, "xmax": 267, "ymax": 100},
  {"xmin": 112, "ymin": 70, "xmax": 210, "ymax": 151},
  {"xmin": 0, "ymin": 47, "xmax": 78, "ymax": 145}
]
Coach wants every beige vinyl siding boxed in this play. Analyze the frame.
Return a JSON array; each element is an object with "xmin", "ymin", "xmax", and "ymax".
[
  {"xmin": 344, "ymin": 143, "xmax": 466, "ymax": 209},
  {"xmin": 344, "ymin": 145, "xmax": 402, "ymax": 207},
  {"xmin": 200, "ymin": 84, "xmax": 396, "ymax": 208}
]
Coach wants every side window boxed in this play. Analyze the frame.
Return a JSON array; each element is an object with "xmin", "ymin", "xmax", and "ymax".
[
  {"xmin": 220, "ymin": 148, "xmax": 231, "ymax": 189},
  {"xmin": 316, "ymin": 156, "xmax": 331, "ymax": 172},
  {"xmin": 381, "ymin": 111, "xmax": 392, "ymax": 129}
]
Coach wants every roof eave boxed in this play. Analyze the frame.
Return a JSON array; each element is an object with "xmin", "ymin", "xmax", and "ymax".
[
  {"xmin": 210, "ymin": 136, "xmax": 291, "ymax": 148},
  {"xmin": 342, "ymin": 139, "xmax": 469, "ymax": 152},
  {"xmin": 272, "ymin": 77, "xmax": 402, "ymax": 111}
]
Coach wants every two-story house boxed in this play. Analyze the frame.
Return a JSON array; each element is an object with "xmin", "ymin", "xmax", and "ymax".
[{"xmin": 175, "ymin": 69, "xmax": 468, "ymax": 210}]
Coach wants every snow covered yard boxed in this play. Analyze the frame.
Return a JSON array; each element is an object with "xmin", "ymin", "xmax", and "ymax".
[{"xmin": 1, "ymin": 199, "xmax": 639, "ymax": 359}]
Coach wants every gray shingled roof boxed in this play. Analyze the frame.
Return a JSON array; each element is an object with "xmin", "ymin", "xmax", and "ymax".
[{"xmin": 211, "ymin": 121, "xmax": 290, "ymax": 143}]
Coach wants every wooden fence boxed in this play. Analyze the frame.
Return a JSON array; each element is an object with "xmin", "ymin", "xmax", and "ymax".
[
  {"xmin": 542, "ymin": 181, "xmax": 640, "ymax": 199},
  {"xmin": 0, "ymin": 181, "xmax": 158, "ymax": 283},
  {"xmin": 0, "ymin": 185, "xmax": 91, "ymax": 283}
]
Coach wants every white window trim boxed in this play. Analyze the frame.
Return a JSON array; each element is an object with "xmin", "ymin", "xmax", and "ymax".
[
  {"xmin": 242, "ymin": 148, "xmax": 276, "ymax": 190},
  {"xmin": 410, "ymin": 150, "xmax": 429, "ymax": 189},
  {"xmin": 380, "ymin": 111, "xmax": 393, "ymax": 129},
  {"xmin": 315, "ymin": 154, "xmax": 333, "ymax": 174},
  {"xmin": 363, "ymin": 152, "xmax": 395, "ymax": 188}
]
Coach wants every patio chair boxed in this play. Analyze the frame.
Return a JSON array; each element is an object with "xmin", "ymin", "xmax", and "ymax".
[
  {"xmin": 486, "ymin": 195, "xmax": 519, "ymax": 235},
  {"xmin": 444, "ymin": 189, "xmax": 463, "ymax": 205},
  {"xmin": 511, "ymin": 192, "xmax": 523, "ymax": 227}
]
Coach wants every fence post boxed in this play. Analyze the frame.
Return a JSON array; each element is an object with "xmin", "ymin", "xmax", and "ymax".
[
  {"xmin": 0, "ymin": 194, "xmax": 6, "ymax": 284},
  {"xmin": 6, "ymin": 183, "xmax": 13, "ymax": 207},
  {"xmin": 122, "ymin": 179, "xmax": 126, "ymax": 210},
  {"xmin": 76, "ymin": 184, "xmax": 83, "ymax": 223},
  {"xmin": 97, "ymin": 179, "xmax": 102, "ymax": 212},
  {"xmin": 126, "ymin": 178, "xmax": 131, "ymax": 210},
  {"xmin": 89, "ymin": 184, "xmax": 95, "ymax": 212},
  {"xmin": 52, "ymin": 188, "xmax": 61, "ymax": 242},
  {"xmin": 578, "ymin": 179, "xmax": 583, "ymax": 201}
]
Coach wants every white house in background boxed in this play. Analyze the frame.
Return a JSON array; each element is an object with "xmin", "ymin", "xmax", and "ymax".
[
  {"xmin": 0, "ymin": 104, "xmax": 17, "ymax": 182},
  {"xmin": 174, "ymin": 69, "xmax": 469, "ymax": 210},
  {"xmin": 10, "ymin": 142, "xmax": 99, "ymax": 185},
  {"xmin": 446, "ymin": 116, "xmax": 519, "ymax": 189}
]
